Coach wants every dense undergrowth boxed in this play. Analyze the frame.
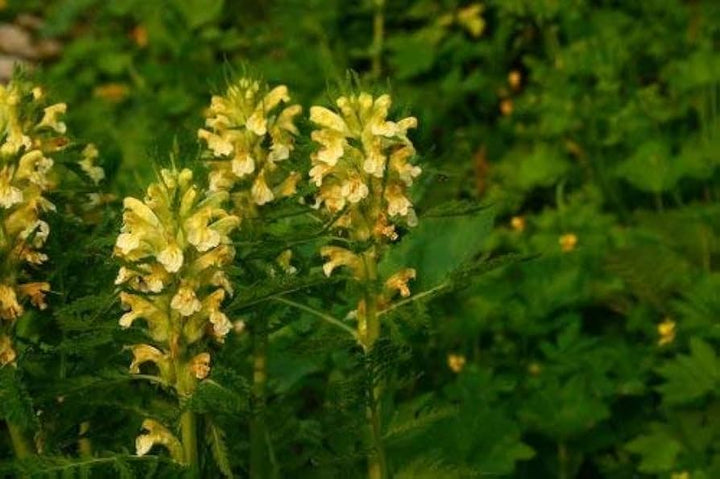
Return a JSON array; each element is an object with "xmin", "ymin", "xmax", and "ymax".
[{"xmin": 0, "ymin": 1, "xmax": 719, "ymax": 478}]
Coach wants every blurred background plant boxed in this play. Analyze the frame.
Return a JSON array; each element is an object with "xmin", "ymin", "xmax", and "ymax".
[{"xmin": 0, "ymin": 0, "xmax": 718, "ymax": 477}]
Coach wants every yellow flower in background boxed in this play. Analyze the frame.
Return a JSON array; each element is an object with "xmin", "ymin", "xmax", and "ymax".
[
  {"xmin": 510, "ymin": 216, "xmax": 525, "ymax": 232},
  {"xmin": 658, "ymin": 318, "xmax": 676, "ymax": 346},
  {"xmin": 198, "ymin": 77, "xmax": 302, "ymax": 212},
  {"xmin": 456, "ymin": 4, "xmax": 485, "ymax": 38},
  {"xmin": 559, "ymin": 233, "xmax": 578, "ymax": 252},
  {"xmin": 447, "ymin": 353, "xmax": 466, "ymax": 373}
]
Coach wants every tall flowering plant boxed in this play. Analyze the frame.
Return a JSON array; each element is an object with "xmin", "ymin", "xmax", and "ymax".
[
  {"xmin": 114, "ymin": 167, "xmax": 239, "ymax": 467},
  {"xmin": 310, "ymin": 91, "xmax": 421, "ymax": 479},
  {"xmin": 198, "ymin": 77, "xmax": 302, "ymax": 478}
]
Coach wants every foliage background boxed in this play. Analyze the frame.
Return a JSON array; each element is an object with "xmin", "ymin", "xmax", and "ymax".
[{"xmin": 1, "ymin": 0, "xmax": 720, "ymax": 477}]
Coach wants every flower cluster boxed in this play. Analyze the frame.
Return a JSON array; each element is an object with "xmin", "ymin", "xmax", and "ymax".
[
  {"xmin": 311, "ymin": 92, "xmax": 421, "ymax": 348},
  {"xmin": 113, "ymin": 167, "xmax": 239, "ymax": 458},
  {"xmin": 0, "ymin": 79, "xmax": 76, "ymax": 366},
  {"xmin": 309, "ymin": 92, "xmax": 420, "ymax": 241},
  {"xmin": 198, "ymin": 78, "xmax": 302, "ymax": 215}
]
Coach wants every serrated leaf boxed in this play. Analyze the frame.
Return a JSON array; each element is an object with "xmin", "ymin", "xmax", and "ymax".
[
  {"xmin": 626, "ymin": 426, "xmax": 682, "ymax": 473},
  {"xmin": 656, "ymin": 337, "xmax": 719, "ymax": 405},
  {"xmin": 207, "ymin": 420, "xmax": 233, "ymax": 478}
]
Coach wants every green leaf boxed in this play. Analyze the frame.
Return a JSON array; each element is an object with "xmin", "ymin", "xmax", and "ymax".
[
  {"xmin": 626, "ymin": 426, "xmax": 682, "ymax": 473},
  {"xmin": 379, "ymin": 207, "xmax": 494, "ymax": 290},
  {"xmin": 657, "ymin": 337, "xmax": 720, "ymax": 405},
  {"xmin": 207, "ymin": 420, "xmax": 233, "ymax": 478},
  {"xmin": 175, "ymin": 0, "xmax": 225, "ymax": 29}
]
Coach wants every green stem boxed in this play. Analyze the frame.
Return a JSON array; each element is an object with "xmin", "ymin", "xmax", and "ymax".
[
  {"xmin": 7, "ymin": 421, "xmax": 32, "ymax": 459},
  {"xmin": 558, "ymin": 442, "xmax": 568, "ymax": 479},
  {"xmin": 272, "ymin": 296, "xmax": 356, "ymax": 338},
  {"xmin": 180, "ymin": 410, "xmax": 198, "ymax": 476},
  {"xmin": 370, "ymin": 0, "xmax": 385, "ymax": 79},
  {"xmin": 362, "ymin": 250, "xmax": 387, "ymax": 479},
  {"xmin": 250, "ymin": 317, "xmax": 269, "ymax": 479}
]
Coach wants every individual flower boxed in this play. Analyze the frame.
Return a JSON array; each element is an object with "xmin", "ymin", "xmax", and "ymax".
[
  {"xmin": 658, "ymin": 318, "xmax": 676, "ymax": 347},
  {"xmin": 198, "ymin": 78, "xmax": 302, "ymax": 211},
  {"xmin": 78, "ymin": 143, "xmax": 105, "ymax": 184},
  {"xmin": 447, "ymin": 353, "xmax": 466, "ymax": 373},
  {"xmin": 384, "ymin": 269, "xmax": 416, "ymax": 298},
  {"xmin": 559, "ymin": 233, "xmax": 578, "ymax": 252},
  {"xmin": 135, "ymin": 419, "xmax": 183, "ymax": 462}
]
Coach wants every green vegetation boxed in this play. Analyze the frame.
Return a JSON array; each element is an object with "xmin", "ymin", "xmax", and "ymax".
[{"xmin": 0, "ymin": 0, "xmax": 719, "ymax": 478}]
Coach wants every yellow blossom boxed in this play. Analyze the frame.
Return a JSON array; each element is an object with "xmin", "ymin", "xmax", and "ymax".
[
  {"xmin": 559, "ymin": 233, "xmax": 578, "ymax": 252},
  {"xmin": 447, "ymin": 354, "xmax": 466, "ymax": 373},
  {"xmin": 198, "ymin": 78, "xmax": 302, "ymax": 208},
  {"xmin": 135, "ymin": 419, "xmax": 183, "ymax": 462},
  {"xmin": 188, "ymin": 352, "xmax": 211, "ymax": 379},
  {"xmin": 658, "ymin": 318, "xmax": 676, "ymax": 346},
  {"xmin": 17, "ymin": 282, "xmax": 50, "ymax": 310},
  {"xmin": 37, "ymin": 103, "xmax": 67, "ymax": 133},
  {"xmin": 129, "ymin": 344, "xmax": 170, "ymax": 376},
  {"xmin": 510, "ymin": 216, "xmax": 525, "ymax": 232},
  {"xmin": 309, "ymin": 91, "xmax": 420, "ymax": 236},
  {"xmin": 320, "ymin": 246, "xmax": 363, "ymax": 278},
  {"xmin": 0, "ymin": 334, "xmax": 16, "ymax": 366},
  {"xmin": 115, "ymin": 167, "xmax": 238, "ymax": 404},
  {"xmin": 384, "ymin": 269, "xmax": 416, "ymax": 298}
]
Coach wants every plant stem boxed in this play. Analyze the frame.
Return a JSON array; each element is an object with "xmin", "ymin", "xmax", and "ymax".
[
  {"xmin": 250, "ymin": 316, "xmax": 269, "ymax": 479},
  {"xmin": 370, "ymin": 0, "xmax": 385, "ymax": 79},
  {"xmin": 180, "ymin": 409, "xmax": 198, "ymax": 476},
  {"xmin": 362, "ymin": 250, "xmax": 387, "ymax": 479},
  {"xmin": 7, "ymin": 421, "xmax": 32, "ymax": 459},
  {"xmin": 78, "ymin": 421, "xmax": 92, "ymax": 458},
  {"xmin": 558, "ymin": 442, "xmax": 569, "ymax": 479}
]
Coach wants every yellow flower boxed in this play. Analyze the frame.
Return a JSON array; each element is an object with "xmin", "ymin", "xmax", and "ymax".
[
  {"xmin": 559, "ymin": 233, "xmax": 578, "ymax": 252},
  {"xmin": 188, "ymin": 352, "xmax": 211, "ymax": 379},
  {"xmin": 157, "ymin": 243, "xmax": 184, "ymax": 273},
  {"xmin": 658, "ymin": 318, "xmax": 676, "ymax": 346},
  {"xmin": 320, "ymin": 246, "xmax": 363, "ymax": 278},
  {"xmin": 129, "ymin": 344, "xmax": 170, "ymax": 376},
  {"xmin": 0, "ymin": 334, "xmax": 16, "ymax": 366},
  {"xmin": 0, "ymin": 284, "xmax": 23, "ymax": 321},
  {"xmin": 508, "ymin": 70, "xmax": 522, "ymax": 91},
  {"xmin": 17, "ymin": 282, "xmax": 50, "ymax": 310},
  {"xmin": 78, "ymin": 143, "xmax": 105, "ymax": 184},
  {"xmin": 0, "ymin": 167, "xmax": 23, "ymax": 208},
  {"xmin": 37, "ymin": 103, "xmax": 67, "ymax": 133},
  {"xmin": 199, "ymin": 78, "xmax": 302, "ymax": 207},
  {"xmin": 447, "ymin": 354, "xmax": 466, "ymax": 373},
  {"xmin": 309, "ymin": 91, "xmax": 420, "ymax": 234},
  {"xmin": 510, "ymin": 216, "xmax": 525, "ymax": 232},
  {"xmin": 171, "ymin": 285, "xmax": 202, "ymax": 317},
  {"xmin": 115, "ymin": 167, "xmax": 238, "ymax": 402},
  {"xmin": 384, "ymin": 269, "xmax": 416, "ymax": 298},
  {"xmin": 135, "ymin": 419, "xmax": 183, "ymax": 462}
]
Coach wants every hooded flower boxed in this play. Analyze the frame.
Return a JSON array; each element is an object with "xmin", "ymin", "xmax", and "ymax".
[{"xmin": 135, "ymin": 419, "xmax": 184, "ymax": 462}]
